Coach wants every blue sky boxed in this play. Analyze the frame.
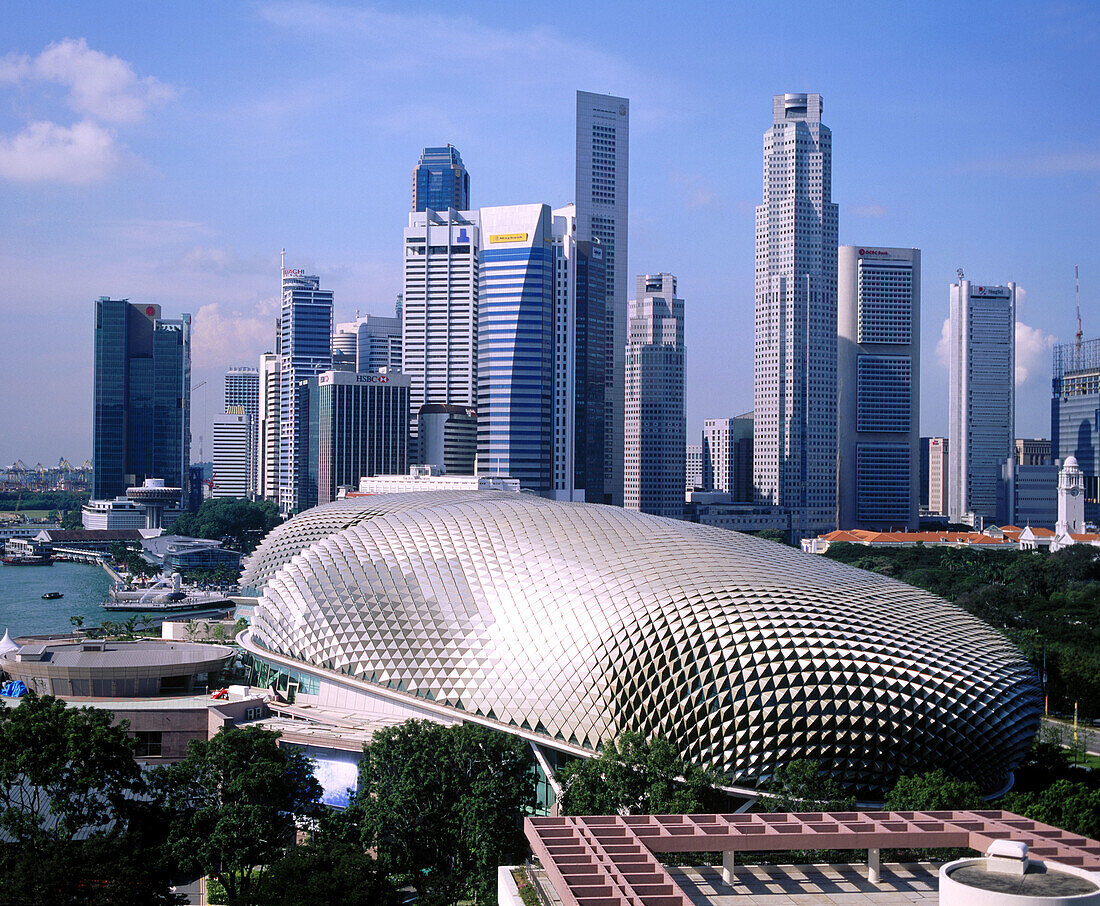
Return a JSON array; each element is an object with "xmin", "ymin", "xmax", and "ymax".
[{"xmin": 1, "ymin": 0, "xmax": 1097, "ymax": 465}]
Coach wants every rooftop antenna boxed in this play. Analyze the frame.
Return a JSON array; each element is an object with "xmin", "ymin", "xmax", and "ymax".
[
  {"xmin": 956, "ymin": 267, "xmax": 965, "ymax": 285},
  {"xmin": 1076, "ymin": 264, "xmax": 1083, "ymax": 351}
]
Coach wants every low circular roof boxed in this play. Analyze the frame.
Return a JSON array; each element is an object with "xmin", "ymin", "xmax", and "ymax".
[{"xmin": 250, "ymin": 494, "xmax": 1041, "ymax": 797}]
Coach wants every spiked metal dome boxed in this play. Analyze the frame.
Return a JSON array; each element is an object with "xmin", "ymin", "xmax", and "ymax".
[{"xmin": 247, "ymin": 494, "xmax": 1041, "ymax": 798}]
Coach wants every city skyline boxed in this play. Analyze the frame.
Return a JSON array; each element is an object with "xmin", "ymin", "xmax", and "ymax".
[{"xmin": 1, "ymin": 1, "xmax": 1097, "ymax": 464}]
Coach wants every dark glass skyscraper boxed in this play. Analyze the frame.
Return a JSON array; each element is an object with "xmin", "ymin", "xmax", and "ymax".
[
  {"xmin": 412, "ymin": 145, "xmax": 470, "ymax": 212},
  {"xmin": 573, "ymin": 239, "xmax": 606, "ymax": 502},
  {"xmin": 92, "ymin": 297, "xmax": 191, "ymax": 500}
]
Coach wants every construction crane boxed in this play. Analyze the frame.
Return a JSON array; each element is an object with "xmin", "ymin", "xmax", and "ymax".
[
  {"xmin": 192, "ymin": 380, "xmax": 208, "ymax": 466},
  {"xmin": 1076, "ymin": 264, "xmax": 1083, "ymax": 352}
]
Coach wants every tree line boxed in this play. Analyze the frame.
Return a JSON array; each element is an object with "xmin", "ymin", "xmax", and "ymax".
[
  {"xmin": 1, "ymin": 698, "xmax": 1096, "ymax": 904},
  {"xmin": 823, "ymin": 542, "xmax": 1100, "ymax": 716}
]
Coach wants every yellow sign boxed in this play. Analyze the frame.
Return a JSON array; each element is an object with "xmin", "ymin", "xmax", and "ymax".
[{"xmin": 489, "ymin": 233, "xmax": 528, "ymax": 244}]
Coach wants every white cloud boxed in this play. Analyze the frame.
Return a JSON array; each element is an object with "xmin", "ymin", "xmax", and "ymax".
[
  {"xmin": 0, "ymin": 38, "xmax": 177, "ymax": 123},
  {"xmin": 0, "ymin": 39, "xmax": 176, "ymax": 184},
  {"xmin": 190, "ymin": 298, "xmax": 278, "ymax": 369},
  {"xmin": 0, "ymin": 120, "xmax": 117, "ymax": 183},
  {"xmin": 936, "ymin": 316, "xmax": 952, "ymax": 369},
  {"xmin": 936, "ymin": 315, "xmax": 1054, "ymax": 388},
  {"xmin": 1015, "ymin": 321, "xmax": 1056, "ymax": 387}
]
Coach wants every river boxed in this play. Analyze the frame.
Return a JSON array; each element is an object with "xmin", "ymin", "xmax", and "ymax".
[{"xmin": 0, "ymin": 561, "xmax": 113, "ymax": 638}]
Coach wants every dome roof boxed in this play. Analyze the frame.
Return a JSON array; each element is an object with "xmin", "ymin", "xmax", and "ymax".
[
  {"xmin": 250, "ymin": 494, "xmax": 1041, "ymax": 797},
  {"xmin": 1064, "ymin": 455, "xmax": 1080, "ymax": 469},
  {"xmin": 240, "ymin": 491, "xmax": 510, "ymax": 591}
]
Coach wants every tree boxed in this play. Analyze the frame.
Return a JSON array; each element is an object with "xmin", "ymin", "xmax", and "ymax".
[
  {"xmin": 760, "ymin": 759, "xmax": 856, "ymax": 812},
  {"xmin": 558, "ymin": 731, "xmax": 725, "ymax": 816},
  {"xmin": 153, "ymin": 726, "xmax": 322, "ymax": 906},
  {"xmin": 0, "ymin": 692, "xmax": 144, "ymax": 846},
  {"xmin": 349, "ymin": 720, "xmax": 535, "ymax": 906},
  {"xmin": 168, "ymin": 498, "xmax": 282, "ymax": 554},
  {"xmin": 253, "ymin": 839, "xmax": 398, "ymax": 906},
  {"xmin": 60, "ymin": 508, "xmax": 83, "ymax": 530},
  {"xmin": 1000, "ymin": 780, "xmax": 1100, "ymax": 839},
  {"xmin": 883, "ymin": 769, "xmax": 984, "ymax": 811},
  {"xmin": 0, "ymin": 835, "xmax": 183, "ymax": 906}
]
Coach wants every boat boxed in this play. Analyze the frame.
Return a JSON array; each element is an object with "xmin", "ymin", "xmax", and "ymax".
[
  {"xmin": 1, "ymin": 554, "xmax": 54, "ymax": 566},
  {"xmin": 41, "ymin": 592, "xmax": 64, "ymax": 600}
]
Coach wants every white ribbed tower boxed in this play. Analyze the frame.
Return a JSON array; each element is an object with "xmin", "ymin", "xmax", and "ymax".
[{"xmin": 1057, "ymin": 455, "xmax": 1085, "ymax": 535}]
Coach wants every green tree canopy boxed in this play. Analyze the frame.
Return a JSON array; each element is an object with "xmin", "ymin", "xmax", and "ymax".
[
  {"xmin": 822, "ymin": 542, "xmax": 1100, "ymax": 716},
  {"xmin": 760, "ymin": 759, "xmax": 856, "ymax": 812},
  {"xmin": 1000, "ymin": 779, "xmax": 1100, "ymax": 839},
  {"xmin": 558, "ymin": 731, "xmax": 725, "ymax": 817},
  {"xmin": 0, "ymin": 692, "xmax": 144, "ymax": 846},
  {"xmin": 253, "ymin": 839, "xmax": 399, "ymax": 906},
  {"xmin": 883, "ymin": 769, "xmax": 985, "ymax": 811},
  {"xmin": 168, "ymin": 497, "xmax": 281, "ymax": 553},
  {"xmin": 153, "ymin": 726, "xmax": 322, "ymax": 906},
  {"xmin": 348, "ymin": 719, "xmax": 535, "ymax": 906}
]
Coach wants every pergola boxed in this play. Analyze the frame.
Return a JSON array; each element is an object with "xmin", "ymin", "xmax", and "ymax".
[{"xmin": 525, "ymin": 811, "xmax": 1100, "ymax": 906}]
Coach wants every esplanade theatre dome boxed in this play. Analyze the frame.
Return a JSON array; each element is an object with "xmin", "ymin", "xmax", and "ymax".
[{"xmin": 246, "ymin": 493, "xmax": 1041, "ymax": 798}]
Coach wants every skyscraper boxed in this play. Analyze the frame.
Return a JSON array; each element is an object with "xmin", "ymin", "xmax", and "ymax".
[
  {"xmin": 753, "ymin": 93, "xmax": 839, "ymax": 536},
  {"xmin": 477, "ymin": 204, "xmax": 555, "ymax": 494},
  {"xmin": 701, "ymin": 414, "xmax": 754, "ymax": 500},
  {"xmin": 224, "ymin": 366, "xmax": 259, "ymax": 496},
  {"xmin": 212, "ymin": 408, "xmax": 251, "ymax": 498},
  {"xmin": 1052, "ymin": 338, "xmax": 1100, "ymax": 524},
  {"xmin": 624, "ymin": 273, "xmax": 685, "ymax": 519},
  {"xmin": 257, "ymin": 352, "xmax": 279, "ymax": 501},
  {"xmin": 412, "ymin": 145, "xmax": 470, "ymax": 213},
  {"xmin": 92, "ymin": 298, "xmax": 191, "ymax": 501},
  {"xmin": 418, "ymin": 404, "xmax": 477, "ymax": 475},
  {"xmin": 576, "ymin": 90, "xmax": 628, "ymax": 506},
  {"xmin": 926, "ymin": 436, "xmax": 948, "ymax": 516},
  {"xmin": 402, "ymin": 208, "xmax": 480, "ymax": 458},
  {"xmin": 549, "ymin": 204, "xmax": 606, "ymax": 502},
  {"xmin": 948, "ymin": 279, "xmax": 1016, "ymax": 524},
  {"xmin": 837, "ymin": 246, "xmax": 921, "ymax": 530},
  {"xmin": 278, "ymin": 264, "xmax": 333, "ymax": 514},
  {"xmin": 686, "ymin": 443, "xmax": 703, "ymax": 495},
  {"xmin": 316, "ymin": 371, "xmax": 410, "ymax": 504},
  {"xmin": 332, "ymin": 314, "xmax": 402, "ymax": 375}
]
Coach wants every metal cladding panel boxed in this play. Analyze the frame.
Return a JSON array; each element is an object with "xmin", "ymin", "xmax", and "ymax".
[{"xmin": 250, "ymin": 494, "xmax": 1041, "ymax": 798}]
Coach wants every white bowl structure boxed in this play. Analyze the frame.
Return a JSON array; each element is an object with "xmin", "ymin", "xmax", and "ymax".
[{"xmin": 244, "ymin": 493, "xmax": 1042, "ymax": 797}]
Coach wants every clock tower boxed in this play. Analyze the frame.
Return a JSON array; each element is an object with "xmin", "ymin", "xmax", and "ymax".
[{"xmin": 1057, "ymin": 455, "xmax": 1085, "ymax": 535}]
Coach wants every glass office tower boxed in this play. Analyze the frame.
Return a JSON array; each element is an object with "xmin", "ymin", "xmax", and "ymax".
[
  {"xmin": 576, "ymin": 90, "xmax": 628, "ymax": 506},
  {"xmin": 412, "ymin": 145, "xmax": 470, "ymax": 212},
  {"xmin": 1052, "ymin": 337, "xmax": 1100, "ymax": 524},
  {"xmin": 93, "ymin": 297, "xmax": 191, "ymax": 500},
  {"xmin": 278, "ymin": 267, "xmax": 333, "ymax": 515},
  {"xmin": 477, "ymin": 204, "xmax": 555, "ymax": 494}
]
